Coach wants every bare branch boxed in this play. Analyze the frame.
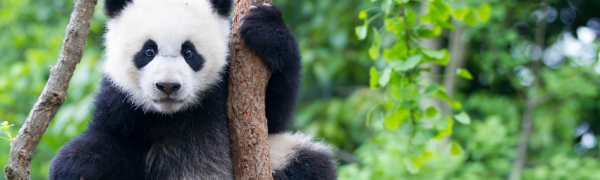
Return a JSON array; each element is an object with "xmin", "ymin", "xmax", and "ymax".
[{"xmin": 4, "ymin": 0, "xmax": 97, "ymax": 179}]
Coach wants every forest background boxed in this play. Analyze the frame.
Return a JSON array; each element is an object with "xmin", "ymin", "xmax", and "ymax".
[{"xmin": 1, "ymin": 0, "xmax": 600, "ymax": 179}]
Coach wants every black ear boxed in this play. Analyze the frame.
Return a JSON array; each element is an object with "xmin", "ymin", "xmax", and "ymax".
[
  {"xmin": 210, "ymin": 0, "xmax": 233, "ymax": 17},
  {"xmin": 105, "ymin": 0, "xmax": 133, "ymax": 18}
]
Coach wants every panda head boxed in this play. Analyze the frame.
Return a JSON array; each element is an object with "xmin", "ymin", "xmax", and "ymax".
[{"xmin": 102, "ymin": 0, "xmax": 232, "ymax": 114}]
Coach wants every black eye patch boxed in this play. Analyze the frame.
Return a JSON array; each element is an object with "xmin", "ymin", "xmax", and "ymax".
[
  {"xmin": 134, "ymin": 40, "xmax": 158, "ymax": 69},
  {"xmin": 181, "ymin": 41, "xmax": 205, "ymax": 72}
]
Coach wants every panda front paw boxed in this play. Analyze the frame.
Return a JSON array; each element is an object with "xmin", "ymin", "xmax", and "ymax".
[{"xmin": 238, "ymin": 3, "xmax": 300, "ymax": 73}]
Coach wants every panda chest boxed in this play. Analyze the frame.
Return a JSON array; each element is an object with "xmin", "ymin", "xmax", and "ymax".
[{"xmin": 144, "ymin": 134, "xmax": 233, "ymax": 180}]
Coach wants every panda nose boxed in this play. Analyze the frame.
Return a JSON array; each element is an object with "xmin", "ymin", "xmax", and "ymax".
[{"xmin": 155, "ymin": 82, "xmax": 181, "ymax": 95}]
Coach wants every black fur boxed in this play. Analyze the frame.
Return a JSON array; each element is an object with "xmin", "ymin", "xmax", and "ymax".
[
  {"xmin": 104, "ymin": 0, "xmax": 132, "ymax": 18},
  {"xmin": 181, "ymin": 41, "xmax": 205, "ymax": 71},
  {"xmin": 50, "ymin": 76, "xmax": 231, "ymax": 180},
  {"xmin": 284, "ymin": 148, "xmax": 337, "ymax": 180},
  {"xmin": 133, "ymin": 40, "xmax": 158, "ymax": 69},
  {"xmin": 210, "ymin": 0, "xmax": 233, "ymax": 17},
  {"xmin": 50, "ymin": 2, "xmax": 335, "ymax": 180},
  {"xmin": 239, "ymin": 3, "xmax": 302, "ymax": 134},
  {"xmin": 273, "ymin": 170, "xmax": 290, "ymax": 180}
]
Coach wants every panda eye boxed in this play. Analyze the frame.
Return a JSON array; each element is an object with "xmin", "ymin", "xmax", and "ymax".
[
  {"xmin": 183, "ymin": 49, "xmax": 193, "ymax": 58},
  {"xmin": 145, "ymin": 48, "xmax": 155, "ymax": 57}
]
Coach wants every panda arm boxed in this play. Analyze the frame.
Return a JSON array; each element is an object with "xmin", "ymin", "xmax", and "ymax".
[
  {"xmin": 49, "ymin": 130, "xmax": 144, "ymax": 180},
  {"xmin": 238, "ymin": 3, "xmax": 302, "ymax": 134}
]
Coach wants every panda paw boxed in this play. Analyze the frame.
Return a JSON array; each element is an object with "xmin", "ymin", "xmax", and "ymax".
[{"xmin": 238, "ymin": 3, "xmax": 300, "ymax": 73}]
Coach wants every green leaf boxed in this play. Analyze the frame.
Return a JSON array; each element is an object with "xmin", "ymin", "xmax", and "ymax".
[
  {"xmin": 426, "ymin": 107, "xmax": 437, "ymax": 117},
  {"xmin": 434, "ymin": 117, "xmax": 453, "ymax": 139},
  {"xmin": 421, "ymin": 49, "xmax": 445, "ymax": 59},
  {"xmin": 403, "ymin": 158, "xmax": 420, "ymax": 174},
  {"xmin": 456, "ymin": 68, "xmax": 473, "ymax": 80},
  {"xmin": 454, "ymin": 111, "xmax": 471, "ymax": 124},
  {"xmin": 450, "ymin": 100, "xmax": 462, "ymax": 109},
  {"xmin": 452, "ymin": 9, "xmax": 469, "ymax": 19},
  {"xmin": 369, "ymin": 44, "xmax": 380, "ymax": 60},
  {"xmin": 406, "ymin": 11, "xmax": 417, "ymax": 27},
  {"xmin": 384, "ymin": 107, "xmax": 410, "ymax": 129},
  {"xmin": 382, "ymin": 0, "xmax": 394, "ymax": 15},
  {"xmin": 369, "ymin": 67, "xmax": 380, "ymax": 89},
  {"xmin": 431, "ymin": 1, "xmax": 451, "ymax": 22},
  {"xmin": 383, "ymin": 42, "xmax": 407, "ymax": 61},
  {"xmin": 358, "ymin": 11, "xmax": 368, "ymax": 20},
  {"xmin": 424, "ymin": 83, "xmax": 440, "ymax": 94},
  {"xmin": 368, "ymin": 28, "xmax": 381, "ymax": 60},
  {"xmin": 463, "ymin": 10, "xmax": 478, "ymax": 26},
  {"xmin": 418, "ymin": 26, "xmax": 442, "ymax": 38},
  {"xmin": 433, "ymin": 89, "xmax": 452, "ymax": 102},
  {"xmin": 355, "ymin": 25, "xmax": 368, "ymax": 40},
  {"xmin": 395, "ymin": 0, "xmax": 409, "ymax": 4},
  {"xmin": 379, "ymin": 67, "xmax": 392, "ymax": 87},
  {"xmin": 389, "ymin": 55, "xmax": 422, "ymax": 72},
  {"xmin": 450, "ymin": 141, "xmax": 463, "ymax": 155},
  {"xmin": 434, "ymin": 49, "xmax": 450, "ymax": 66},
  {"xmin": 392, "ymin": 84, "xmax": 416, "ymax": 102},
  {"xmin": 477, "ymin": 4, "xmax": 491, "ymax": 22},
  {"xmin": 419, "ymin": 13, "xmax": 431, "ymax": 23}
]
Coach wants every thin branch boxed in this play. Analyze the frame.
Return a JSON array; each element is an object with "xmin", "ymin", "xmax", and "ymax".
[
  {"xmin": 401, "ymin": 1, "xmax": 410, "ymax": 51},
  {"xmin": 509, "ymin": 1, "xmax": 549, "ymax": 180},
  {"xmin": 3, "ymin": 0, "xmax": 97, "ymax": 179}
]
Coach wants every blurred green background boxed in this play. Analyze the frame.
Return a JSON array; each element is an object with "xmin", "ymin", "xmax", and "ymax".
[{"xmin": 1, "ymin": 0, "xmax": 600, "ymax": 179}]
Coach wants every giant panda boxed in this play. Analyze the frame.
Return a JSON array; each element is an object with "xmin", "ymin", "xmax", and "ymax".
[{"xmin": 48, "ymin": 0, "xmax": 337, "ymax": 179}]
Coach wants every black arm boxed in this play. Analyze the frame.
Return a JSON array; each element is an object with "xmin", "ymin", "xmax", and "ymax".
[
  {"xmin": 49, "ymin": 131, "xmax": 144, "ymax": 180},
  {"xmin": 239, "ymin": 3, "xmax": 302, "ymax": 134}
]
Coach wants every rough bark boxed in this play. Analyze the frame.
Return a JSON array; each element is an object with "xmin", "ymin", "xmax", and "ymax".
[
  {"xmin": 508, "ymin": 4, "xmax": 547, "ymax": 179},
  {"xmin": 4, "ymin": 0, "xmax": 97, "ymax": 179},
  {"xmin": 442, "ymin": 21, "xmax": 469, "ymax": 115},
  {"xmin": 227, "ymin": 0, "xmax": 273, "ymax": 180}
]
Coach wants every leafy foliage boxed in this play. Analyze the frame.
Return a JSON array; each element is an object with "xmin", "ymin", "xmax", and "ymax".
[
  {"xmin": 339, "ymin": 0, "xmax": 487, "ymax": 176},
  {"xmin": 2, "ymin": 0, "xmax": 600, "ymax": 179}
]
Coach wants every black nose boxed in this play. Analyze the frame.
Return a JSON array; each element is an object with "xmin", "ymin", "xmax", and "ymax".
[{"xmin": 155, "ymin": 82, "xmax": 181, "ymax": 95}]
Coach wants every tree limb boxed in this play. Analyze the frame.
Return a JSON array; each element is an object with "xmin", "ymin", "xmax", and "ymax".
[
  {"xmin": 227, "ymin": 0, "xmax": 273, "ymax": 179},
  {"xmin": 4, "ymin": 0, "xmax": 97, "ymax": 179},
  {"xmin": 508, "ymin": 2, "xmax": 548, "ymax": 179},
  {"xmin": 442, "ymin": 21, "xmax": 469, "ymax": 114}
]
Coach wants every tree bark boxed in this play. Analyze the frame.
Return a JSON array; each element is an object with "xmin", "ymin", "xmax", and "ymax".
[
  {"xmin": 418, "ymin": 0, "xmax": 443, "ymax": 112},
  {"xmin": 4, "ymin": 0, "xmax": 97, "ymax": 179},
  {"xmin": 227, "ymin": 0, "xmax": 273, "ymax": 180},
  {"xmin": 442, "ymin": 21, "xmax": 469, "ymax": 115},
  {"xmin": 508, "ymin": 3, "xmax": 547, "ymax": 179}
]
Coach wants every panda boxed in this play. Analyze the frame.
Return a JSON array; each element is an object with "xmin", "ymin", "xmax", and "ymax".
[{"xmin": 48, "ymin": 0, "xmax": 337, "ymax": 179}]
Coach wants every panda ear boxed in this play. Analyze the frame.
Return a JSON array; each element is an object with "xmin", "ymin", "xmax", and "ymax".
[
  {"xmin": 210, "ymin": 0, "xmax": 233, "ymax": 17},
  {"xmin": 104, "ymin": 0, "xmax": 133, "ymax": 18}
]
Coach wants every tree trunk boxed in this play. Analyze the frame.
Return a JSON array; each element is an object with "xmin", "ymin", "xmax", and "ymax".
[
  {"xmin": 418, "ymin": 0, "xmax": 441, "ymax": 84},
  {"xmin": 227, "ymin": 0, "xmax": 273, "ymax": 180},
  {"xmin": 418, "ymin": 0, "xmax": 443, "ymax": 112},
  {"xmin": 442, "ymin": 21, "xmax": 469, "ymax": 115},
  {"xmin": 4, "ymin": 0, "xmax": 97, "ymax": 179},
  {"xmin": 508, "ymin": 3, "xmax": 547, "ymax": 178}
]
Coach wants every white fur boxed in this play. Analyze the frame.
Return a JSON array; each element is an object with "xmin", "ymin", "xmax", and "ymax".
[
  {"xmin": 268, "ymin": 132, "xmax": 332, "ymax": 170},
  {"xmin": 103, "ymin": 0, "xmax": 231, "ymax": 114}
]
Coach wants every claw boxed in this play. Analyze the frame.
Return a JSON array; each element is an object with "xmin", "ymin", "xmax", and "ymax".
[
  {"xmin": 240, "ymin": 20, "xmax": 245, "ymax": 25},
  {"xmin": 249, "ymin": 6, "xmax": 258, "ymax": 11},
  {"xmin": 263, "ymin": 3, "xmax": 272, "ymax": 8}
]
